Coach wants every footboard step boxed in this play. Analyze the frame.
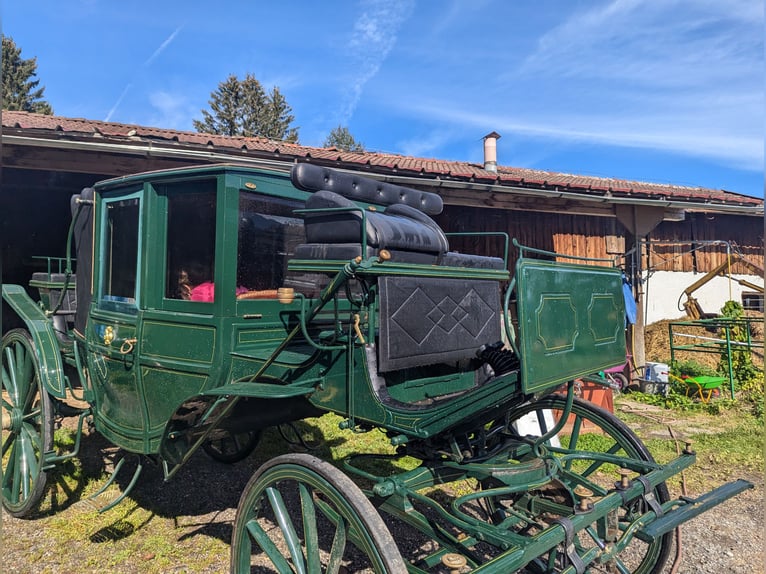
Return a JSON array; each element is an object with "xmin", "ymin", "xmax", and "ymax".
[{"xmin": 641, "ymin": 479, "xmax": 753, "ymax": 539}]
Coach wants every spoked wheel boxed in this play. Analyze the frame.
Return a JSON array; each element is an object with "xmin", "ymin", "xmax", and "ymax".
[
  {"xmin": 203, "ymin": 429, "xmax": 260, "ymax": 463},
  {"xmin": 488, "ymin": 395, "xmax": 672, "ymax": 574},
  {"xmin": 1, "ymin": 329, "xmax": 54, "ymax": 517},
  {"xmin": 230, "ymin": 453, "xmax": 406, "ymax": 574}
]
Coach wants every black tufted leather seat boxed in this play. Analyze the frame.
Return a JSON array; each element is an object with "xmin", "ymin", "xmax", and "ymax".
[
  {"xmin": 291, "ymin": 163, "xmax": 443, "ymax": 215},
  {"xmin": 291, "ymin": 164, "xmax": 505, "ymax": 269},
  {"xmin": 302, "ymin": 190, "xmax": 449, "ymax": 257}
]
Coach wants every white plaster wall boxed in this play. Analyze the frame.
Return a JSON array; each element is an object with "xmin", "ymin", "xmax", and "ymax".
[{"xmin": 641, "ymin": 271, "xmax": 763, "ymax": 324}]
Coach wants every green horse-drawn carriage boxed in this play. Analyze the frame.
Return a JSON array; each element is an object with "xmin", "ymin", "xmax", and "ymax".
[{"xmin": 2, "ymin": 163, "xmax": 751, "ymax": 572}]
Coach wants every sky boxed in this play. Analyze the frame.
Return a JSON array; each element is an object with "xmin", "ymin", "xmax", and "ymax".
[{"xmin": 3, "ymin": 0, "xmax": 764, "ymax": 197}]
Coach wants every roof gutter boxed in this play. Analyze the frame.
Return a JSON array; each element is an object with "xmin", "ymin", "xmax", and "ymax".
[
  {"xmin": 358, "ymin": 172, "xmax": 764, "ymax": 217},
  {"xmin": 2, "ymin": 133, "xmax": 295, "ymax": 172},
  {"xmin": 4, "ymin": 132, "xmax": 762, "ymax": 217}
]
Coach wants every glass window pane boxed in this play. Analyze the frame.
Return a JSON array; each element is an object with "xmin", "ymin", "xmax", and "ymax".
[
  {"xmin": 100, "ymin": 197, "xmax": 140, "ymax": 312},
  {"xmin": 237, "ymin": 193, "xmax": 307, "ymax": 294},
  {"xmin": 164, "ymin": 181, "xmax": 217, "ymax": 302}
]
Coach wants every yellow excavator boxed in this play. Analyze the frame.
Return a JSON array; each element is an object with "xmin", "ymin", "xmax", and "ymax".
[{"xmin": 682, "ymin": 253, "xmax": 764, "ymax": 319}]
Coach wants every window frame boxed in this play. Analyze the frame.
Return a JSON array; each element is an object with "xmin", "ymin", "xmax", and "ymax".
[{"xmin": 96, "ymin": 189, "xmax": 143, "ymax": 315}]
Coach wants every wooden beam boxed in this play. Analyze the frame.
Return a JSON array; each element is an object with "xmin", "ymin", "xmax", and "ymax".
[{"xmin": 2, "ymin": 145, "xmax": 194, "ymax": 176}]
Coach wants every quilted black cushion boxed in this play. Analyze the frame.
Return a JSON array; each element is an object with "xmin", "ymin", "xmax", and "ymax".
[
  {"xmin": 304, "ymin": 190, "xmax": 449, "ymax": 254},
  {"xmin": 291, "ymin": 163, "xmax": 443, "ymax": 215}
]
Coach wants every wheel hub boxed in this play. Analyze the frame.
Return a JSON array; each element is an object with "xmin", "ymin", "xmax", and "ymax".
[{"xmin": 2, "ymin": 407, "xmax": 22, "ymax": 433}]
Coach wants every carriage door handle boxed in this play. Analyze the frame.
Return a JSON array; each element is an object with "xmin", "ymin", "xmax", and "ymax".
[{"xmin": 119, "ymin": 338, "xmax": 138, "ymax": 354}]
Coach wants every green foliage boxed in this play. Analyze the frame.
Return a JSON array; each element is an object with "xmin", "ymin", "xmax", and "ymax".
[
  {"xmin": 628, "ymin": 387, "xmax": 736, "ymax": 415},
  {"xmin": 670, "ymin": 359, "xmax": 718, "ymax": 379},
  {"xmin": 193, "ymin": 73, "xmax": 299, "ymax": 142},
  {"xmin": 739, "ymin": 376, "xmax": 765, "ymax": 420},
  {"xmin": 323, "ymin": 125, "xmax": 365, "ymax": 152},
  {"xmin": 2, "ymin": 35, "xmax": 53, "ymax": 114},
  {"xmin": 720, "ymin": 300, "xmax": 744, "ymax": 319},
  {"xmin": 717, "ymin": 300, "xmax": 760, "ymax": 385}
]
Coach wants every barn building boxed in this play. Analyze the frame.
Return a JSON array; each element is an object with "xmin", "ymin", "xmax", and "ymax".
[{"xmin": 2, "ymin": 111, "xmax": 763, "ymax": 369}]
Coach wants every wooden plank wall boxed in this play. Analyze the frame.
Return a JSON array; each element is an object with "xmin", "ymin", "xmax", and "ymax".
[
  {"xmin": 649, "ymin": 214, "xmax": 764, "ymax": 274},
  {"xmin": 438, "ymin": 206, "xmax": 763, "ymax": 274}
]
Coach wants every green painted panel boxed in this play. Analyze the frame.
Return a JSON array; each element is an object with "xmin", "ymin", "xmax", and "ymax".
[
  {"xmin": 1, "ymin": 284, "xmax": 67, "ymax": 398},
  {"xmin": 516, "ymin": 260, "xmax": 625, "ymax": 393},
  {"xmin": 141, "ymin": 320, "xmax": 216, "ymax": 363},
  {"xmin": 88, "ymin": 349, "xmax": 145, "ymax": 433},
  {"xmin": 142, "ymin": 368, "xmax": 208, "ymax": 431}
]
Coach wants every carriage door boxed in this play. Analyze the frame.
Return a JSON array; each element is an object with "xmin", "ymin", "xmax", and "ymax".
[{"xmin": 88, "ymin": 190, "xmax": 148, "ymax": 451}]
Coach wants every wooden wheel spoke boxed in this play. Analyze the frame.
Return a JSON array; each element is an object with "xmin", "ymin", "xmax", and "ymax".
[
  {"xmin": 1, "ymin": 364, "xmax": 16, "ymax": 405},
  {"xmin": 326, "ymin": 515, "xmax": 347, "ymax": 574},
  {"xmin": 231, "ymin": 434, "xmax": 245, "ymax": 451},
  {"xmin": 563, "ymin": 414, "xmax": 584, "ymax": 471},
  {"xmin": 3, "ymin": 438, "xmax": 19, "ymax": 490},
  {"xmin": 3, "ymin": 347, "xmax": 20, "ymax": 403},
  {"xmin": 568, "ymin": 414, "xmax": 583, "ymax": 449},
  {"xmin": 22, "ymin": 407, "xmax": 42, "ymax": 422},
  {"xmin": 21, "ymin": 386, "xmax": 38, "ymax": 417},
  {"xmin": 1, "ymin": 330, "xmax": 52, "ymax": 517},
  {"xmin": 12, "ymin": 439, "xmax": 24, "ymax": 502},
  {"xmin": 2, "ymin": 395, "xmax": 14, "ymax": 412},
  {"xmin": 14, "ymin": 343, "xmax": 30, "ymax": 395},
  {"xmin": 501, "ymin": 395, "xmax": 673, "ymax": 574},
  {"xmin": 2, "ymin": 429, "xmax": 17, "ymax": 457},
  {"xmin": 20, "ymin": 424, "xmax": 41, "ymax": 478},
  {"xmin": 266, "ymin": 486, "xmax": 307, "ymax": 574},
  {"xmin": 231, "ymin": 454, "xmax": 405, "ymax": 573},
  {"xmin": 245, "ymin": 518, "xmax": 295, "ymax": 573},
  {"xmin": 298, "ymin": 483, "xmax": 321, "ymax": 573}
]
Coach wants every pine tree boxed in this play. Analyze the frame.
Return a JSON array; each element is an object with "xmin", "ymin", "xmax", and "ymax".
[
  {"xmin": 324, "ymin": 125, "xmax": 365, "ymax": 152},
  {"xmin": 2, "ymin": 36, "xmax": 53, "ymax": 114},
  {"xmin": 193, "ymin": 73, "xmax": 299, "ymax": 142}
]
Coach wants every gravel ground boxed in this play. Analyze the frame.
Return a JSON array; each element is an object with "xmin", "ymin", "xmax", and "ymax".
[{"xmin": 2, "ymin": 422, "xmax": 763, "ymax": 573}]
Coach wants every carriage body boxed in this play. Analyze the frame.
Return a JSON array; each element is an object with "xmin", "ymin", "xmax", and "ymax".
[{"xmin": 2, "ymin": 163, "xmax": 750, "ymax": 573}]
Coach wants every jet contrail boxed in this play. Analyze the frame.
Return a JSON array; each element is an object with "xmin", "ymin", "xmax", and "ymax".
[{"xmin": 104, "ymin": 24, "xmax": 184, "ymax": 121}]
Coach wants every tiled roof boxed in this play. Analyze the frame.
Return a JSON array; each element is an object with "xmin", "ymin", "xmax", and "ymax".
[{"xmin": 3, "ymin": 110, "xmax": 762, "ymax": 208}]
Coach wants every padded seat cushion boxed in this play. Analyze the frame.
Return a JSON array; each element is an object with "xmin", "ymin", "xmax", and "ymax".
[
  {"xmin": 439, "ymin": 252, "xmax": 506, "ymax": 270},
  {"xmin": 291, "ymin": 163, "xmax": 443, "ymax": 215},
  {"xmin": 304, "ymin": 190, "xmax": 449, "ymax": 255}
]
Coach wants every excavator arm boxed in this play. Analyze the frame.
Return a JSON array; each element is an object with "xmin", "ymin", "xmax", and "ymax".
[{"xmin": 682, "ymin": 254, "xmax": 764, "ymax": 319}]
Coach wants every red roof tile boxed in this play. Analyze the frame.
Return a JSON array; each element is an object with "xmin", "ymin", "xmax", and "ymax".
[{"xmin": 2, "ymin": 110, "xmax": 761, "ymax": 208}]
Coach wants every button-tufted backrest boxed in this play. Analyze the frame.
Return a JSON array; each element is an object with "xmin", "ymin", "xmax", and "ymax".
[{"xmin": 291, "ymin": 163, "xmax": 443, "ymax": 216}]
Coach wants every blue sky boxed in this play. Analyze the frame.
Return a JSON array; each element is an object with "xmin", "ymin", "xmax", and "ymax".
[{"xmin": 3, "ymin": 0, "xmax": 763, "ymax": 197}]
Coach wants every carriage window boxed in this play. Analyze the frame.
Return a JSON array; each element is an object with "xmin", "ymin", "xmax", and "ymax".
[
  {"xmin": 164, "ymin": 181, "xmax": 217, "ymax": 302},
  {"xmin": 237, "ymin": 193, "xmax": 305, "ymax": 295},
  {"xmin": 99, "ymin": 196, "xmax": 140, "ymax": 313}
]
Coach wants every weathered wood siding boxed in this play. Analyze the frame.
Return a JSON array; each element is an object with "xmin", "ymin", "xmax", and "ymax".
[
  {"xmin": 437, "ymin": 205, "xmax": 763, "ymax": 274},
  {"xmin": 649, "ymin": 214, "xmax": 763, "ymax": 273}
]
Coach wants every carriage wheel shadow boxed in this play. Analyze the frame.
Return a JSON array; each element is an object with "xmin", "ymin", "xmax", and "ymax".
[{"xmin": 103, "ymin": 421, "xmax": 332, "ymax": 546}]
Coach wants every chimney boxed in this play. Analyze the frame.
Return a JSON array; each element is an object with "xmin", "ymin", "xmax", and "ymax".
[{"xmin": 483, "ymin": 131, "xmax": 501, "ymax": 172}]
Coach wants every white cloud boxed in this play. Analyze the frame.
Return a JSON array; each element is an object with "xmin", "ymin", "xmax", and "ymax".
[
  {"xmin": 397, "ymin": 129, "xmax": 457, "ymax": 158},
  {"xmin": 148, "ymin": 91, "xmax": 196, "ymax": 131},
  {"xmin": 338, "ymin": 0, "xmax": 415, "ymax": 123},
  {"xmin": 105, "ymin": 25, "xmax": 184, "ymax": 122},
  {"xmin": 393, "ymin": 1, "xmax": 763, "ymax": 173}
]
